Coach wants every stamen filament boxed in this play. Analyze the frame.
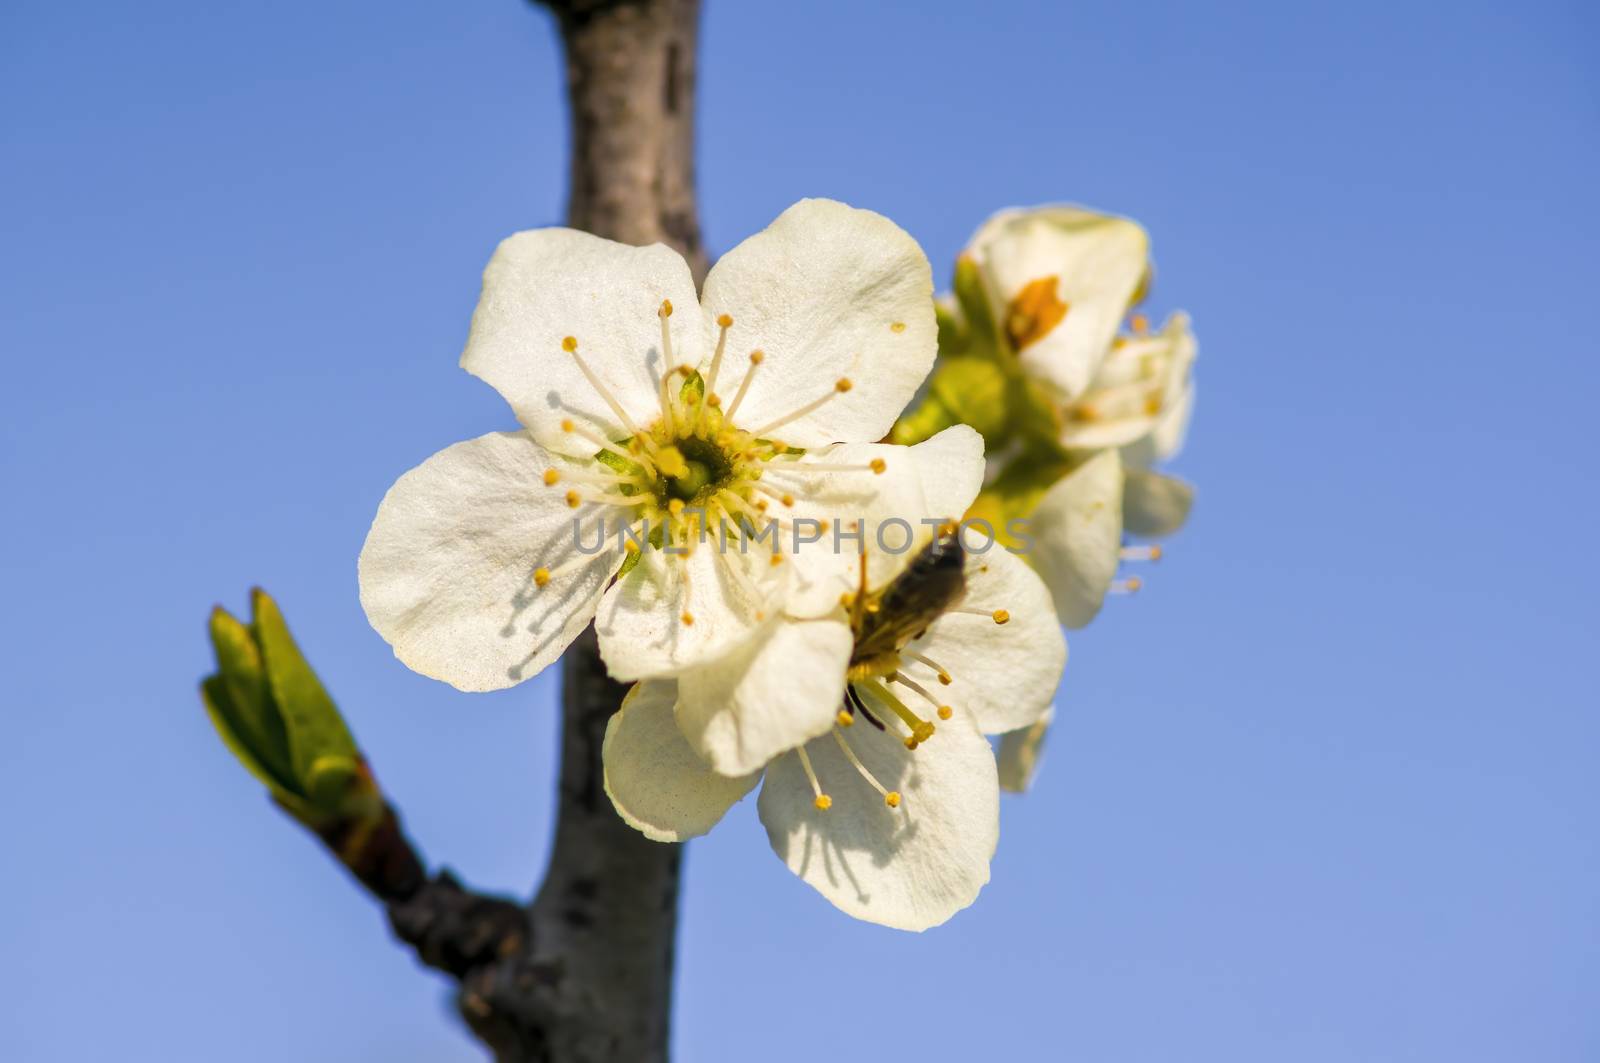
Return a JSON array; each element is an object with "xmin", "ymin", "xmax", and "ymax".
[
  {"xmin": 861, "ymin": 680, "xmax": 935, "ymax": 747},
  {"xmin": 1120, "ymin": 545, "xmax": 1163, "ymax": 562},
  {"xmin": 904, "ymin": 651, "xmax": 952, "ymax": 685},
  {"xmin": 563, "ymin": 337, "xmax": 649, "ymax": 443},
  {"xmin": 891, "ymin": 671, "xmax": 953, "ymax": 721},
  {"xmin": 796, "ymin": 745, "xmax": 830, "ymax": 811},
  {"xmin": 750, "ymin": 378, "xmax": 852, "ymax": 438},
  {"xmin": 831, "ymin": 728, "xmax": 901, "ymax": 809},
  {"xmin": 723, "ymin": 350, "xmax": 763, "ymax": 423}
]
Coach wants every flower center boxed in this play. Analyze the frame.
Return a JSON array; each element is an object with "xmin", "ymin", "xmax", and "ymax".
[{"xmin": 527, "ymin": 303, "xmax": 889, "ymax": 624}]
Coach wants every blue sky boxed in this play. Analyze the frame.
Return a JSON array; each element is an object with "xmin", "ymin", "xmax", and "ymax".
[{"xmin": 2, "ymin": 0, "xmax": 1596, "ymax": 1059}]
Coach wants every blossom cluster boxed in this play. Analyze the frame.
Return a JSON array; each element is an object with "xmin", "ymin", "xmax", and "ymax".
[{"xmin": 359, "ymin": 199, "xmax": 1195, "ymax": 930}]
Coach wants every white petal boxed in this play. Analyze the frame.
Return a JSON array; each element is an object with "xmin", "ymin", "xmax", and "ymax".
[
  {"xmin": 700, "ymin": 199, "xmax": 936, "ymax": 446},
  {"xmin": 358, "ymin": 432, "xmax": 617, "ymax": 691},
  {"xmin": 969, "ymin": 205, "xmax": 1149, "ymax": 401},
  {"xmin": 1122, "ymin": 469, "xmax": 1195, "ymax": 539},
  {"xmin": 998, "ymin": 707, "xmax": 1054, "ymax": 793},
  {"xmin": 1059, "ymin": 313, "xmax": 1196, "ymax": 453},
  {"xmin": 775, "ymin": 427, "xmax": 984, "ymax": 619},
  {"xmin": 460, "ymin": 228, "xmax": 706, "ymax": 457},
  {"xmin": 594, "ymin": 543, "xmax": 766, "ymax": 680},
  {"xmin": 602, "ymin": 680, "xmax": 762, "ymax": 842},
  {"xmin": 909, "ymin": 548, "xmax": 1066, "ymax": 735},
  {"xmin": 674, "ymin": 616, "xmax": 853, "ymax": 776},
  {"xmin": 902, "ymin": 424, "xmax": 985, "ymax": 527},
  {"xmin": 1028, "ymin": 449, "xmax": 1125, "ymax": 629},
  {"xmin": 758, "ymin": 712, "xmax": 999, "ymax": 931}
]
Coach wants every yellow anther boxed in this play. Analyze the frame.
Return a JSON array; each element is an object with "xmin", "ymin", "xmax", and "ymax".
[
  {"xmin": 566, "ymin": 489, "xmax": 581, "ymax": 509},
  {"xmin": 890, "ymin": 321, "xmax": 906, "ymax": 333},
  {"xmin": 667, "ymin": 498, "xmax": 685, "ymax": 516},
  {"xmin": 1144, "ymin": 394, "xmax": 1163, "ymax": 415},
  {"xmin": 659, "ymin": 299, "xmax": 673, "ymax": 317},
  {"xmin": 1125, "ymin": 577, "xmax": 1143, "ymax": 592},
  {"xmin": 780, "ymin": 493, "xmax": 794, "ymax": 507},
  {"xmin": 836, "ymin": 710, "xmax": 854, "ymax": 728},
  {"xmin": 884, "ymin": 791, "xmax": 902, "ymax": 808},
  {"xmin": 561, "ymin": 418, "xmax": 575, "ymax": 432},
  {"xmin": 716, "ymin": 313, "xmax": 733, "ymax": 328},
  {"xmin": 542, "ymin": 469, "xmax": 560, "ymax": 486},
  {"xmin": 676, "ymin": 363, "xmax": 694, "ymax": 377},
  {"xmin": 755, "ymin": 498, "xmax": 769, "ymax": 512},
  {"xmin": 869, "ymin": 458, "xmax": 886, "ymax": 474},
  {"xmin": 1005, "ymin": 276, "xmax": 1069, "ymax": 350},
  {"xmin": 814, "ymin": 794, "xmax": 832, "ymax": 811},
  {"xmin": 903, "ymin": 736, "xmax": 919, "ymax": 750},
  {"xmin": 707, "ymin": 394, "xmax": 722, "ymax": 408},
  {"xmin": 818, "ymin": 520, "xmax": 830, "ymax": 533},
  {"xmin": 992, "ymin": 609, "xmax": 1010, "ymax": 625},
  {"xmin": 1072, "ymin": 405, "xmax": 1102, "ymax": 423},
  {"xmin": 749, "ymin": 349, "xmax": 765, "ymax": 365},
  {"xmin": 533, "ymin": 567, "xmax": 551, "ymax": 588},
  {"xmin": 681, "ymin": 611, "xmax": 695, "ymax": 625},
  {"xmin": 1131, "ymin": 312, "xmax": 1150, "ymax": 334},
  {"xmin": 1149, "ymin": 545, "xmax": 1164, "ymax": 560},
  {"xmin": 561, "ymin": 336, "xmax": 578, "ymax": 352},
  {"xmin": 656, "ymin": 445, "xmax": 689, "ymax": 479},
  {"xmin": 937, "ymin": 672, "xmax": 952, "ymax": 686},
  {"xmin": 839, "ymin": 591, "xmax": 855, "ymax": 608},
  {"xmin": 912, "ymin": 721, "xmax": 936, "ymax": 743},
  {"xmin": 770, "ymin": 553, "xmax": 784, "ymax": 567},
  {"xmin": 623, "ymin": 539, "xmax": 640, "ymax": 554},
  {"xmin": 834, "ymin": 378, "xmax": 853, "ymax": 393},
  {"xmin": 937, "ymin": 705, "xmax": 953, "ymax": 720}
]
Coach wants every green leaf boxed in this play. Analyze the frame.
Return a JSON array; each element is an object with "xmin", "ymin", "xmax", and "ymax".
[
  {"xmin": 251, "ymin": 588, "xmax": 358, "ymax": 786},
  {"xmin": 207, "ymin": 606, "xmax": 297, "ymax": 793},
  {"xmin": 201, "ymin": 675, "xmax": 303, "ymax": 800}
]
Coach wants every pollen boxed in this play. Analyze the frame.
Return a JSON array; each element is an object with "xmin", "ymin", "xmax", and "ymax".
[
  {"xmin": 937, "ymin": 706, "xmax": 953, "ymax": 720},
  {"xmin": 937, "ymin": 673, "xmax": 952, "ymax": 686},
  {"xmin": 890, "ymin": 321, "xmax": 906, "ymax": 333},
  {"xmin": 533, "ymin": 567, "xmax": 551, "ymax": 588},
  {"xmin": 565, "ymin": 489, "xmax": 581, "ymax": 508},
  {"xmin": 814, "ymin": 794, "xmax": 833, "ymax": 811},
  {"xmin": 659, "ymin": 299, "xmax": 673, "ymax": 317},
  {"xmin": 561, "ymin": 335, "xmax": 578, "ymax": 352},
  {"xmin": 681, "ymin": 611, "xmax": 695, "ymax": 625},
  {"xmin": 836, "ymin": 710, "xmax": 854, "ymax": 728},
  {"xmin": 770, "ymin": 553, "xmax": 784, "ymax": 567},
  {"xmin": 1131, "ymin": 312, "xmax": 1150, "ymax": 335},
  {"xmin": 780, "ymin": 493, "xmax": 794, "ymax": 507},
  {"xmin": 717, "ymin": 312, "xmax": 733, "ymax": 328},
  {"xmin": 561, "ymin": 418, "xmax": 575, "ymax": 432},
  {"xmin": 834, "ymin": 377, "xmax": 853, "ymax": 393},
  {"xmin": 542, "ymin": 469, "xmax": 560, "ymax": 486},
  {"xmin": 884, "ymin": 791, "xmax": 902, "ymax": 808},
  {"xmin": 749, "ymin": 350, "xmax": 765, "ymax": 365},
  {"xmin": 869, "ymin": 458, "xmax": 886, "ymax": 474},
  {"xmin": 992, "ymin": 609, "xmax": 1010, "ymax": 624},
  {"xmin": 903, "ymin": 736, "xmax": 920, "ymax": 750}
]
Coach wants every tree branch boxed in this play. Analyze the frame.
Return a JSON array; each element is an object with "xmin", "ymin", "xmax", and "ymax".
[{"xmin": 281, "ymin": 5, "xmax": 704, "ymax": 1059}]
